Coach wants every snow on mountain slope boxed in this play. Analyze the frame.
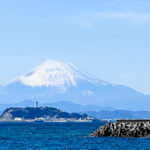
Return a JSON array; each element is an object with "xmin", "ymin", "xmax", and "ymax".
[{"xmin": 6, "ymin": 59, "xmax": 109, "ymax": 89}]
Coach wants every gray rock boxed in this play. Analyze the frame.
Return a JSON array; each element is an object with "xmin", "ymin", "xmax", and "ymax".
[{"xmin": 92, "ymin": 121, "xmax": 150, "ymax": 137}]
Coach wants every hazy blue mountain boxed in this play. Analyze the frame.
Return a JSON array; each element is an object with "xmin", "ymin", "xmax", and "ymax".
[
  {"xmin": 82, "ymin": 110, "xmax": 150, "ymax": 120},
  {"xmin": 40, "ymin": 101, "xmax": 114, "ymax": 112},
  {"xmin": 0, "ymin": 59, "xmax": 150, "ymax": 110},
  {"xmin": 0, "ymin": 100, "xmax": 34, "ymax": 112},
  {"xmin": 0, "ymin": 100, "xmax": 114, "ymax": 113}
]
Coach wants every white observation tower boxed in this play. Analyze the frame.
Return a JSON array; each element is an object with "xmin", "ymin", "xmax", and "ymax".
[{"xmin": 35, "ymin": 101, "xmax": 38, "ymax": 108}]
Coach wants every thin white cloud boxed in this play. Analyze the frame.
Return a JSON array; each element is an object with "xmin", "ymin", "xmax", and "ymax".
[
  {"xmin": 79, "ymin": 21, "xmax": 91, "ymax": 28},
  {"xmin": 62, "ymin": 15, "xmax": 91, "ymax": 28},
  {"xmin": 91, "ymin": 12, "xmax": 150, "ymax": 23},
  {"xmin": 61, "ymin": 12, "xmax": 150, "ymax": 28},
  {"xmin": 82, "ymin": 90, "xmax": 94, "ymax": 96}
]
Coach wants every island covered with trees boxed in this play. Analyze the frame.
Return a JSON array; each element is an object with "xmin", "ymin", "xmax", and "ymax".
[{"xmin": 0, "ymin": 107, "xmax": 95, "ymax": 122}]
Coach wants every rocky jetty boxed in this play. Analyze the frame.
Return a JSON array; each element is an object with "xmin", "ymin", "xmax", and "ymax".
[{"xmin": 93, "ymin": 121, "xmax": 150, "ymax": 137}]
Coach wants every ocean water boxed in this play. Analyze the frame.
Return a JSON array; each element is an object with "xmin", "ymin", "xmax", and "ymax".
[{"xmin": 0, "ymin": 122, "xmax": 150, "ymax": 150}]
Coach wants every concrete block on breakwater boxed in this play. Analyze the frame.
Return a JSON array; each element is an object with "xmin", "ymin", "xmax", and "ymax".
[{"xmin": 92, "ymin": 120, "xmax": 150, "ymax": 137}]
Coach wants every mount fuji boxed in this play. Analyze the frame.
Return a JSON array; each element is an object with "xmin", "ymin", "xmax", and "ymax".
[{"xmin": 0, "ymin": 59, "xmax": 150, "ymax": 110}]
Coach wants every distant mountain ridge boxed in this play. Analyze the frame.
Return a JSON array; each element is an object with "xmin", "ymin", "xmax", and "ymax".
[
  {"xmin": 0, "ymin": 100, "xmax": 34, "ymax": 113},
  {"xmin": 0, "ymin": 59, "xmax": 150, "ymax": 110},
  {"xmin": 41, "ymin": 101, "xmax": 114, "ymax": 112},
  {"xmin": 83, "ymin": 110, "xmax": 150, "ymax": 120},
  {"xmin": 0, "ymin": 100, "xmax": 114, "ymax": 113}
]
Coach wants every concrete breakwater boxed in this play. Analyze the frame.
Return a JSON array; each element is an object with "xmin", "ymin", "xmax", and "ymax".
[{"xmin": 93, "ymin": 120, "xmax": 150, "ymax": 137}]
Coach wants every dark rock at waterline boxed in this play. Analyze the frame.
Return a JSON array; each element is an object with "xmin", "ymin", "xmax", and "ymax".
[{"xmin": 92, "ymin": 121, "xmax": 150, "ymax": 137}]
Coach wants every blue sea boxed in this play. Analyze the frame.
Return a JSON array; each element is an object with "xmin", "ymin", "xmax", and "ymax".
[{"xmin": 0, "ymin": 122, "xmax": 150, "ymax": 150}]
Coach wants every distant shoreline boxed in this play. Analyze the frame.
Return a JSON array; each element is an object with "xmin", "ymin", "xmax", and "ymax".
[{"xmin": 0, "ymin": 120, "xmax": 99, "ymax": 123}]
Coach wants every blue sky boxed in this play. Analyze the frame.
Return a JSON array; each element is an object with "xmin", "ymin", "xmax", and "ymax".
[{"xmin": 0, "ymin": 0, "xmax": 150, "ymax": 94}]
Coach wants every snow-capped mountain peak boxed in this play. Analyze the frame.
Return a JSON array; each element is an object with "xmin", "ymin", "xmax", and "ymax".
[
  {"xmin": 18, "ymin": 59, "xmax": 79, "ymax": 87},
  {"xmin": 10, "ymin": 59, "xmax": 105, "ymax": 88}
]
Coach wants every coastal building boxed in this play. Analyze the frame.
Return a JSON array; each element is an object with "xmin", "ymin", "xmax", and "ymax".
[{"xmin": 14, "ymin": 117, "xmax": 22, "ymax": 121}]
